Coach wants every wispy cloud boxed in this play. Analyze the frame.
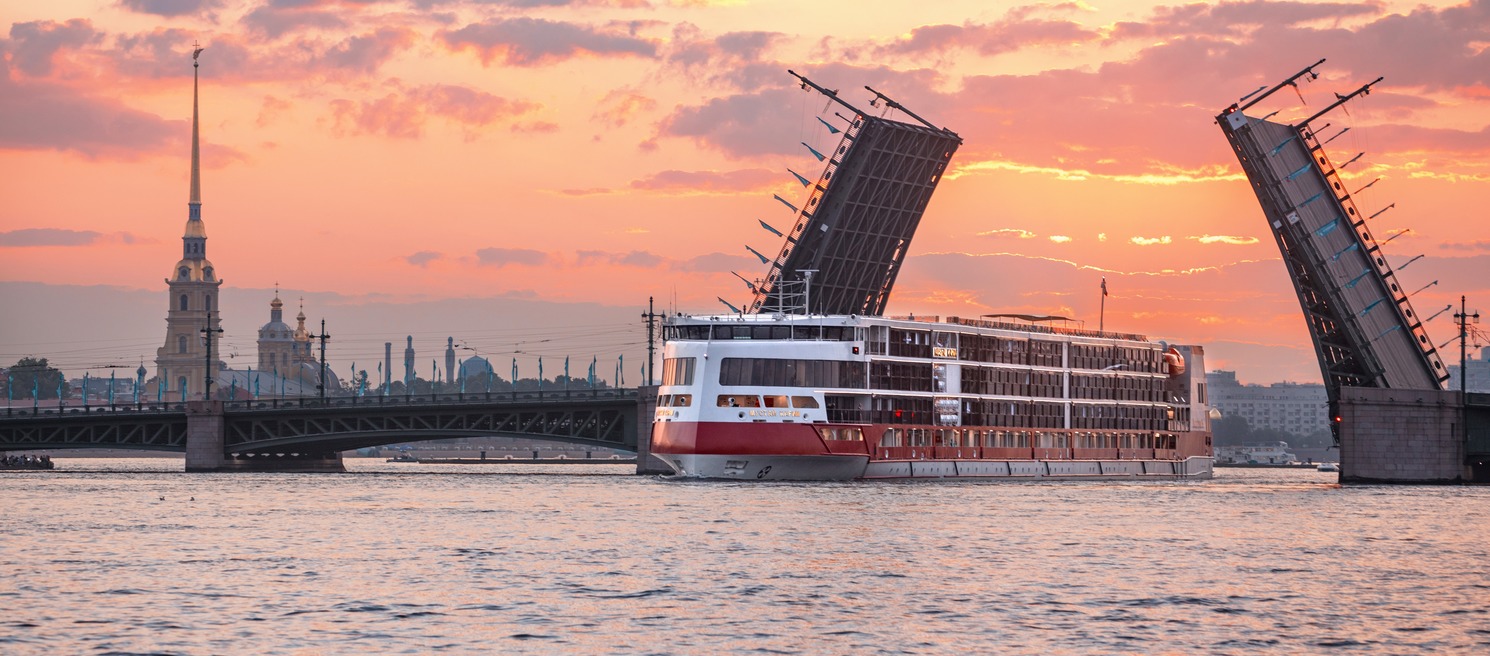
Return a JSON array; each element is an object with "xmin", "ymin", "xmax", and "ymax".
[
  {"xmin": 1130, "ymin": 236, "xmax": 1172, "ymax": 246},
  {"xmin": 474, "ymin": 247, "xmax": 549, "ymax": 267},
  {"xmin": 0, "ymin": 228, "xmax": 148, "ymax": 247},
  {"xmin": 1191, "ymin": 235, "xmax": 1259, "ymax": 245},
  {"xmin": 405, "ymin": 251, "xmax": 442, "ymax": 267},
  {"xmin": 977, "ymin": 228, "xmax": 1036, "ymax": 239}
]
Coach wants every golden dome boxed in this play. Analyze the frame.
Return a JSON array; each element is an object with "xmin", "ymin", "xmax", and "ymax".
[
  {"xmin": 183, "ymin": 218, "xmax": 207, "ymax": 239},
  {"xmin": 169, "ymin": 258, "xmax": 218, "ymax": 282}
]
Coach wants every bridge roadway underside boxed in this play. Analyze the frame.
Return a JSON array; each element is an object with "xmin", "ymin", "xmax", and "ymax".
[{"xmin": 0, "ymin": 390, "xmax": 657, "ymax": 473}]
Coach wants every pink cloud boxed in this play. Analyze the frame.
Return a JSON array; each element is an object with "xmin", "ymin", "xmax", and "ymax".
[
  {"xmin": 7, "ymin": 19, "xmax": 102, "ymax": 76},
  {"xmin": 628, "ymin": 168, "xmax": 778, "ymax": 193},
  {"xmin": 475, "ymin": 248, "xmax": 549, "ymax": 267},
  {"xmin": 117, "ymin": 0, "xmax": 225, "ymax": 18},
  {"xmin": 440, "ymin": 17, "xmax": 657, "ymax": 67},
  {"xmin": 330, "ymin": 83, "xmax": 539, "ymax": 138}
]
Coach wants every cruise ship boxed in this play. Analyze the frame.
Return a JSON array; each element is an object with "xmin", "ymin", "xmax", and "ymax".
[{"xmin": 649, "ymin": 312, "xmax": 1214, "ymax": 481}]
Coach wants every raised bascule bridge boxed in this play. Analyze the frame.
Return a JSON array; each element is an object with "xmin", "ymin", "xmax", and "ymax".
[
  {"xmin": 728, "ymin": 71, "xmax": 962, "ymax": 316},
  {"xmin": 1216, "ymin": 59, "xmax": 1488, "ymax": 483}
]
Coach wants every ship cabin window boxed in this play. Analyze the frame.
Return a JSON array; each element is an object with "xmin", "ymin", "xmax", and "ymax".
[
  {"xmin": 717, "ymin": 394, "xmax": 761, "ymax": 408},
  {"xmin": 763, "ymin": 395, "xmax": 790, "ymax": 408},
  {"xmin": 657, "ymin": 394, "xmax": 692, "ymax": 407},
  {"xmin": 935, "ymin": 429, "xmax": 959, "ymax": 447},
  {"xmin": 718, "ymin": 358, "xmax": 866, "ymax": 388},
  {"xmin": 661, "ymin": 357, "xmax": 696, "ymax": 386},
  {"xmin": 880, "ymin": 428, "xmax": 901, "ymax": 447},
  {"xmin": 790, "ymin": 396, "xmax": 819, "ymax": 408},
  {"xmin": 818, "ymin": 427, "xmax": 864, "ymax": 441},
  {"xmin": 888, "ymin": 329, "xmax": 931, "ymax": 358}
]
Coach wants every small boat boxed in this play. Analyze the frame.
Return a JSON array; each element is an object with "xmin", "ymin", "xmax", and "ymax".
[
  {"xmin": 386, "ymin": 453, "xmax": 419, "ymax": 463},
  {"xmin": 1317, "ymin": 462, "xmax": 1340, "ymax": 472}
]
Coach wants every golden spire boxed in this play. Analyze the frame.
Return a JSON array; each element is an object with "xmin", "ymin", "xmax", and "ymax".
[{"xmin": 190, "ymin": 42, "xmax": 203, "ymax": 206}]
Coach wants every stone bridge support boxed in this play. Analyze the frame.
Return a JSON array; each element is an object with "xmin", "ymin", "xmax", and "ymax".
[
  {"xmin": 1339, "ymin": 387, "xmax": 1467, "ymax": 484},
  {"xmin": 185, "ymin": 400, "xmax": 225, "ymax": 472},
  {"xmin": 186, "ymin": 400, "xmax": 345, "ymax": 472}
]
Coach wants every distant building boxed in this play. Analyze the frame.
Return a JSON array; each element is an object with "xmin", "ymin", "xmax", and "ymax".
[
  {"xmin": 1445, "ymin": 346, "xmax": 1490, "ymax": 393},
  {"xmin": 1207, "ymin": 370, "xmax": 1329, "ymax": 437}
]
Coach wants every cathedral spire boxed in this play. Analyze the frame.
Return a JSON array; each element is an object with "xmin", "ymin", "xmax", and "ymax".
[
  {"xmin": 190, "ymin": 43, "xmax": 203, "ymax": 208},
  {"xmin": 182, "ymin": 44, "xmax": 208, "ymax": 261}
]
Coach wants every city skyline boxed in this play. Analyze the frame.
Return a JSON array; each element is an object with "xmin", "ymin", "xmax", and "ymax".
[{"xmin": 2, "ymin": 0, "xmax": 1487, "ymax": 384}]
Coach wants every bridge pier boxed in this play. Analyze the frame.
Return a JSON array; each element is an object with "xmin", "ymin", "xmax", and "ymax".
[
  {"xmin": 1339, "ymin": 387, "xmax": 1470, "ymax": 484},
  {"xmin": 185, "ymin": 400, "xmax": 226, "ymax": 472},
  {"xmin": 186, "ymin": 400, "xmax": 345, "ymax": 473}
]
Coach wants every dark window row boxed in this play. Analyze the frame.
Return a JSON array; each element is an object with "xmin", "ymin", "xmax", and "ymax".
[
  {"xmin": 962, "ymin": 399, "xmax": 1066, "ymax": 429},
  {"xmin": 1069, "ymin": 343, "xmax": 1163, "ymax": 373},
  {"xmin": 1069, "ymin": 373, "xmax": 1165, "ymax": 401},
  {"xmin": 960, "ymin": 367, "xmax": 1062, "ymax": 398},
  {"xmin": 717, "ymin": 358, "xmax": 867, "ymax": 388},
  {"xmin": 666, "ymin": 324, "xmax": 856, "ymax": 341},
  {"xmin": 1070, "ymin": 403, "xmax": 1167, "ymax": 430},
  {"xmin": 869, "ymin": 362, "xmax": 933, "ymax": 392}
]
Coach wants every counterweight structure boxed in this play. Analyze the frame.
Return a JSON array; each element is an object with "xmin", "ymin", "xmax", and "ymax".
[
  {"xmin": 749, "ymin": 72, "xmax": 962, "ymax": 316},
  {"xmin": 1216, "ymin": 61, "xmax": 1448, "ymax": 414}
]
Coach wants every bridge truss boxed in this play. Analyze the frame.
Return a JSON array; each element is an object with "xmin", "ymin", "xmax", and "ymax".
[
  {"xmin": 1216, "ymin": 60, "xmax": 1449, "ymax": 417},
  {"xmin": 0, "ymin": 393, "xmax": 644, "ymax": 455}
]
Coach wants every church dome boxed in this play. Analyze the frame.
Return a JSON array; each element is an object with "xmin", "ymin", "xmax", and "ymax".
[
  {"xmin": 293, "ymin": 308, "xmax": 311, "ymax": 342},
  {"xmin": 259, "ymin": 295, "xmax": 293, "ymax": 340},
  {"xmin": 170, "ymin": 258, "xmax": 218, "ymax": 282}
]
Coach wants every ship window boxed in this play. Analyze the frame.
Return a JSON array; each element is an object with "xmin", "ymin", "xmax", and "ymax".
[
  {"xmin": 718, "ymin": 358, "xmax": 867, "ymax": 389},
  {"xmin": 790, "ymin": 396, "xmax": 819, "ymax": 408},
  {"xmin": 763, "ymin": 395, "xmax": 790, "ymax": 408},
  {"xmin": 669, "ymin": 394, "xmax": 692, "ymax": 407},
  {"xmin": 716, "ymin": 394, "xmax": 761, "ymax": 408},
  {"xmin": 661, "ymin": 357, "xmax": 696, "ymax": 386},
  {"xmin": 820, "ymin": 427, "xmax": 863, "ymax": 441},
  {"xmin": 880, "ymin": 428, "xmax": 900, "ymax": 447}
]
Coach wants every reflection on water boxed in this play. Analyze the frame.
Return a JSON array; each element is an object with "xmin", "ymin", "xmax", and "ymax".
[{"xmin": 2, "ymin": 462, "xmax": 1487, "ymax": 654}]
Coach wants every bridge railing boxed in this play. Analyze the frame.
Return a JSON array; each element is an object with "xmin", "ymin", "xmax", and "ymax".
[
  {"xmin": 2, "ymin": 401, "xmax": 190, "ymax": 419},
  {"xmin": 220, "ymin": 387, "xmax": 641, "ymax": 412}
]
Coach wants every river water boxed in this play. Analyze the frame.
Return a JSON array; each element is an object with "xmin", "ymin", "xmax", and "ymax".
[{"xmin": 2, "ymin": 460, "xmax": 1487, "ymax": 654}]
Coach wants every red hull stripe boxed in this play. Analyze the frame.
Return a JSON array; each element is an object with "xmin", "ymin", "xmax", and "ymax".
[{"xmin": 652, "ymin": 421, "xmax": 830, "ymax": 456}]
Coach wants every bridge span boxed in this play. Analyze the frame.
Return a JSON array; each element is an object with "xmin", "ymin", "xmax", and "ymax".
[{"xmin": 0, "ymin": 388, "xmax": 662, "ymax": 473}]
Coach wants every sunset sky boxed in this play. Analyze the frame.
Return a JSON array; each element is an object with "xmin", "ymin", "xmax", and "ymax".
[{"xmin": 1, "ymin": 0, "xmax": 1487, "ymax": 386}]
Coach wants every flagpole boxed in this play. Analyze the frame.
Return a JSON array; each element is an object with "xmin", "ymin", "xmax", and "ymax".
[{"xmin": 1100, "ymin": 276, "xmax": 1107, "ymax": 333}]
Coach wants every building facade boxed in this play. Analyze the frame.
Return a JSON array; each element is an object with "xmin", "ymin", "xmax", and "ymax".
[
  {"xmin": 1445, "ymin": 347, "xmax": 1490, "ymax": 394},
  {"xmin": 1207, "ymin": 370, "xmax": 1329, "ymax": 437}
]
